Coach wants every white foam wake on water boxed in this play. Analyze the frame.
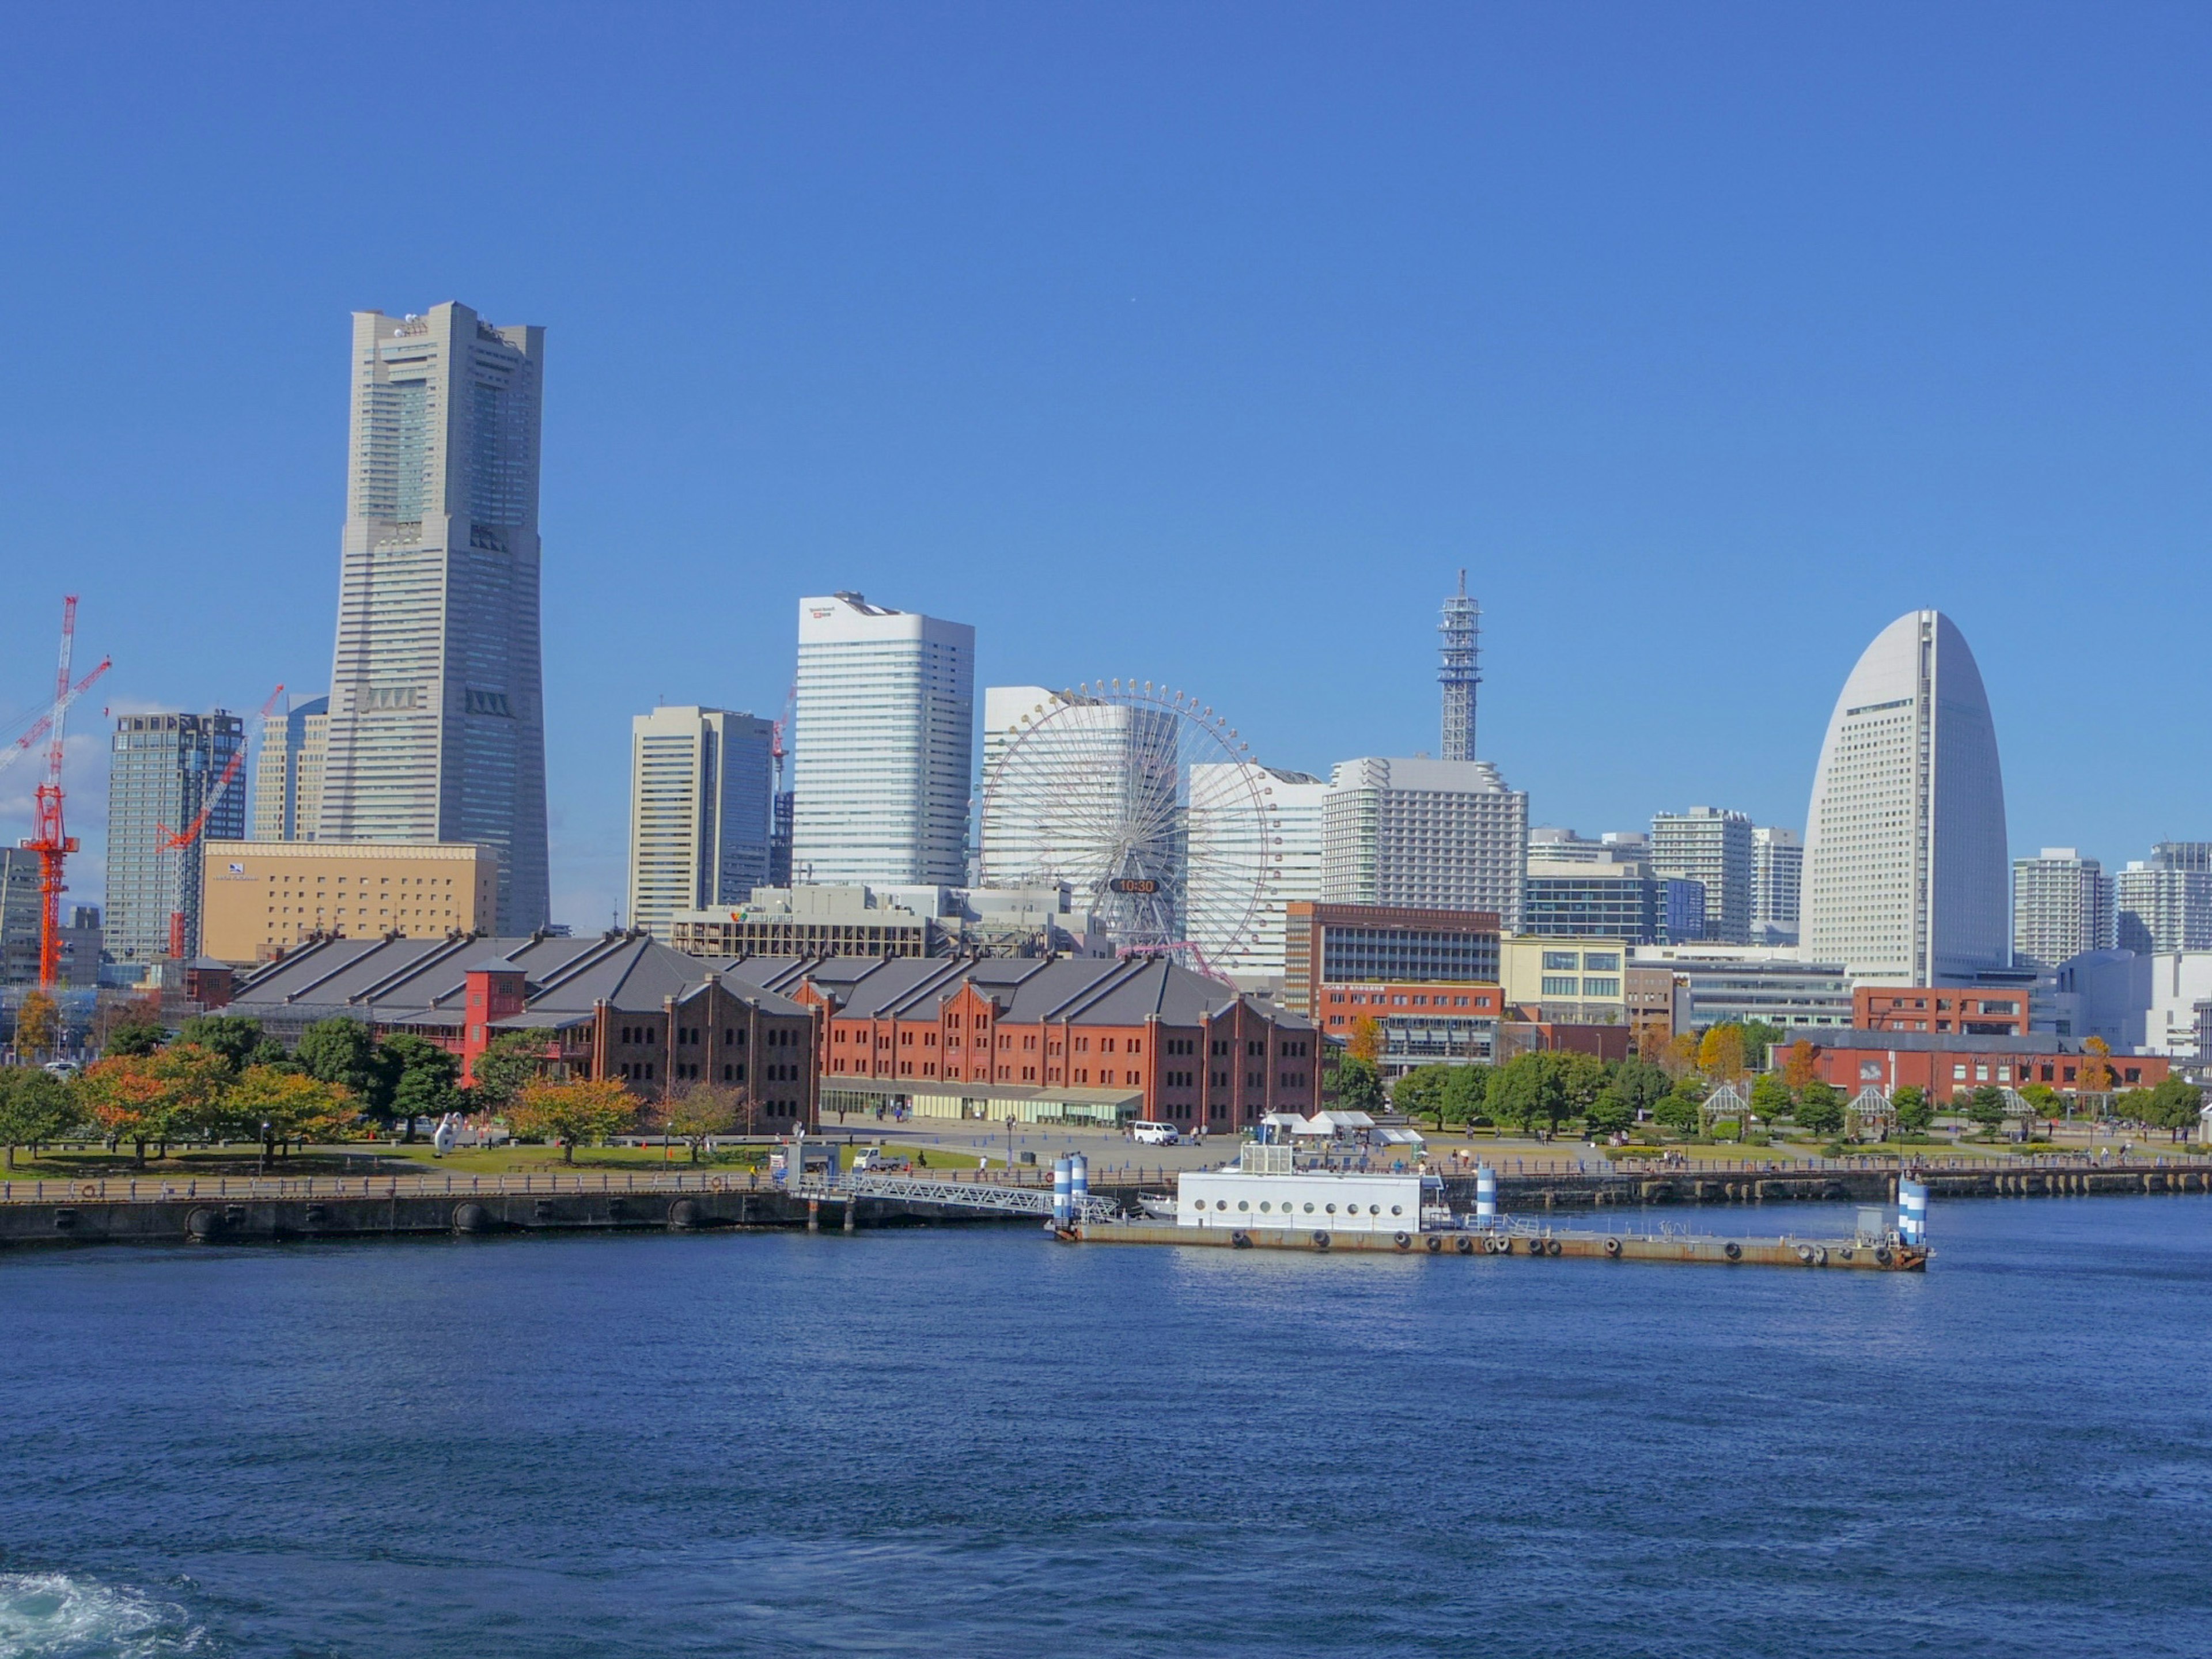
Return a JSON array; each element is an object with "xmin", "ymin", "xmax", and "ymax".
[{"xmin": 0, "ymin": 1574, "xmax": 207, "ymax": 1658}]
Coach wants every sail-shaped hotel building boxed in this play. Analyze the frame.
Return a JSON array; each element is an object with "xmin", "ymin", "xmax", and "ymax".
[{"xmin": 1802, "ymin": 611, "xmax": 2010, "ymax": 983}]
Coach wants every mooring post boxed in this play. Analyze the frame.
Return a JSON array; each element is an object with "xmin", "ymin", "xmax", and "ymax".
[
  {"xmin": 807, "ymin": 1198, "xmax": 820, "ymax": 1232},
  {"xmin": 843, "ymin": 1200, "xmax": 856, "ymax": 1234}
]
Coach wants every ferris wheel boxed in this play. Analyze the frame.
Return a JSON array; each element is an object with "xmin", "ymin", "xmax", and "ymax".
[{"xmin": 978, "ymin": 680, "xmax": 1281, "ymax": 968}]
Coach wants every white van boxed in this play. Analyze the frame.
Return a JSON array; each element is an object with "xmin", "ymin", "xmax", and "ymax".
[{"xmin": 1132, "ymin": 1120, "xmax": 1179, "ymax": 1146}]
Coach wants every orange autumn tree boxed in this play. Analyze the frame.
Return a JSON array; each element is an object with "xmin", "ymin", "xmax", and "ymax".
[
  {"xmin": 74, "ymin": 1043, "xmax": 230, "ymax": 1165},
  {"xmin": 1347, "ymin": 1016, "xmax": 1385, "ymax": 1066},
  {"xmin": 1782, "ymin": 1040, "xmax": 1820, "ymax": 1094},
  {"xmin": 2077, "ymin": 1036, "xmax": 2115, "ymax": 1099}
]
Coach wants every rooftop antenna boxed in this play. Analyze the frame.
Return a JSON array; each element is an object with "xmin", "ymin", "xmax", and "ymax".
[{"xmin": 1438, "ymin": 569, "xmax": 1481, "ymax": 762}]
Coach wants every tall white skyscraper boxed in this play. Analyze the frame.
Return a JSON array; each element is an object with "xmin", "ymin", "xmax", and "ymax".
[
  {"xmin": 251, "ymin": 696, "xmax": 329, "ymax": 843},
  {"xmin": 978, "ymin": 686, "xmax": 1176, "ymax": 896},
  {"xmin": 1321, "ymin": 757, "xmax": 1527, "ymax": 926},
  {"xmin": 1187, "ymin": 762, "xmax": 1327, "ymax": 978},
  {"xmin": 1803, "ymin": 611, "xmax": 2009, "ymax": 983},
  {"xmin": 1650, "ymin": 807, "xmax": 1754, "ymax": 944},
  {"xmin": 791, "ymin": 593, "xmax": 974, "ymax": 886},
  {"xmin": 1750, "ymin": 825, "xmax": 1802, "ymax": 945},
  {"xmin": 2012, "ymin": 847, "xmax": 2114, "ymax": 969},
  {"xmin": 317, "ymin": 303, "xmax": 551, "ymax": 930},
  {"xmin": 627, "ymin": 706, "xmax": 776, "ymax": 938}
]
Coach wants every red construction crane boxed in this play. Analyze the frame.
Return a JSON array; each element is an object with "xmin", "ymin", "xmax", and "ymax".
[
  {"xmin": 160, "ymin": 684, "xmax": 282, "ymax": 960},
  {"xmin": 18, "ymin": 597, "xmax": 107, "ymax": 990}
]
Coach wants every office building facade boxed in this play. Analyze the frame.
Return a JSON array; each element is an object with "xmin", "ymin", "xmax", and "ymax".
[
  {"xmin": 1802, "ymin": 611, "xmax": 2010, "ymax": 983},
  {"xmin": 791, "ymin": 593, "xmax": 974, "ymax": 886},
  {"xmin": 1651, "ymin": 807, "xmax": 1754, "ymax": 945},
  {"xmin": 1321, "ymin": 757, "xmax": 1527, "ymax": 926},
  {"xmin": 1750, "ymin": 825, "xmax": 1802, "ymax": 945},
  {"xmin": 105, "ymin": 711, "xmax": 247, "ymax": 964},
  {"xmin": 2012, "ymin": 848, "xmax": 2115, "ymax": 969},
  {"xmin": 318, "ymin": 302, "xmax": 551, "ymax": 931},
  {"xmin": 251, "ymin": 696, "xmax": 329, "ymax": 843},
  {"xmin": 627, "ymin": 706, "xmax": 775, "ymax": 938},
  {"xmin": 1283, "ymin": 902, "xmax": 1501, "ymax": 1016}
]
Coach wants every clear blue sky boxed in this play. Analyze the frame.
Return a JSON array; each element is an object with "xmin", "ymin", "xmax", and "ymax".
[{"xmin": 3, "ymin": 2, "xmax": 2206, "ymax": 929}]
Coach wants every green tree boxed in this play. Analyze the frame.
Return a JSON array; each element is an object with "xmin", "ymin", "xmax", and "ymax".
[
  {"xmin": 1441, "ymin": 1063, "xmax": 1490, "ymax": 1126},
  {"xmin": 2017, "ymin": 1082, "xmax": 2061, "ymax": 1123},
  {"xmin": 1652, "ymin": 1085, "xmax": 1702, "ymax": 1135},
  {"xmin": 1893, "ymin": 1085, "xmax": 1934, "ymax": 1134},
  {"xmin": 1612, "ymin": 1057, "xmax": 1672, "ymax": 1116},
  {"xmin": 509, "ymin": 1078, "xmax": 637, "ymax": 1164},
  {"xmin": 1329, "ymin": 1054, "xmax": 1385, "ymax": 1115},
  {"xmin": 1584, "ymin": 1086, "xmax": 1634, "ymax": 1138},
  {"xmin": 0, "ymin": 1067, "xmax": 78, "ymax": 1168},
  {"xmin": 1553, "ymin": 1051, "xmax": 1608, "ymax": 1122},
  {"xmin": 469, "ymin": 1031, "xmax": 546, "ymax": 1111},
  {"xmin": 1391, "ymin": 1065, "xmax": 1453, "ymax": 1128},
  {"xmin": 297, "ymin": 1018, "xmax": 397, "ymax": 1121},
  {"xmin": 1748, "ymin": 1071, "xmax": 1794, "ymax": 1122},
  {"xmin": 176, "ymin": 1015, "xmax": 267, "ymax": 1073},
  {"xmin": 2145, "ymin": 1076, "xmax": 2204, "ymax": 1140},
  {"xmin": 1490, "ymin": 1052, "xmax": 1569, "ymax": 1135},
  {"xmin": 102, "ymin": 1020, "xmax": 167, "ymax": 1059},
  {"xmin": 381, "ymin": 1034, "xmax": 462, "ymax": 1136},
  {"xmin": 1796, "ymin": 1080, "xmax": 1845, "ymax": 1137}
]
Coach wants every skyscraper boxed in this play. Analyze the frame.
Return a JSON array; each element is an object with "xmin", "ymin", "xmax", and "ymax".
[
  {"xmin": 1803, "ymin": 611, "xmax": 2010, "ymax": 982},
  {"xmin": 1321, "ymin": 757, "xmax": 1527, "ymax": 926},
  {"xmin": 105, "ymin": 711, "xmax": 247, "ymax": 963},
  {"xmin": 1438, "ymin": 571, "xmax": 1482, "ymax": 762},
  {"xmin": 1650, "ymin": 807, "xmax": 1754, "ymax": 944},
  {"xmin": 1186, "ymin": 762, "xmax": 1328, "ymax": 978},
  {"xmin": 1750, "ymin": 825, "xmax": 1802, "ymax": 945},
  {"xmin": 251, "ymin": 695, "xmax": 329, "ymax": 842},
  {"xmin": 791, "ymin": 593, "xmax": 974, "ymax": 885},
  {"xmin": 2115, "ymin": 844, "xmax": 2212, "ymax": 953},
  {"xmin": 2012, "ymin": 848, "xmax": 2115, "ymax": 969},
  {"xmin": 627, "ymin": 706, "xmax": 776, "ymax": 938},
  {"xmin": 317, "ymin": 302, "xmax": 551, "ymax": 931}
]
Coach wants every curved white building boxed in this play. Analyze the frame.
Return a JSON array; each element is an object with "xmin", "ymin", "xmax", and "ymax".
[{"xmin": 1803, "ymin": 611, "xmax": 2009, "ymax": 983}]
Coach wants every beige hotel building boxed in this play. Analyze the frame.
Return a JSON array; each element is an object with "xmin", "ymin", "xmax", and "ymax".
[{"xmin": 199, "ymin": 840, "xmax": 498, "ymax": 964}]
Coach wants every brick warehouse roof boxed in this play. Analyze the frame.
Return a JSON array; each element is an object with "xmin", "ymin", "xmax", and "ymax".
[
  {"xmin": 707, "ymin": 953, "xmax": 1313, "ymax": 1030},
  {"xmin": 228, "ymin": 931, "xmax": 812, "ymax": 1030}
]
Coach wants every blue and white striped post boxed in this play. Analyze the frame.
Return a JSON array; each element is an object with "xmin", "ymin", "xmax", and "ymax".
[
  {"xmin": 1052, "ymin": 1156, "xmax": 1073, "ymax": 1230},
  {"xmin": 1069, "ymin": 1152, "xmax": 1089, "ymax": 1219},
  {"xmin": 1897, "ymin": 1177, "xmax": 1929, "ymax": 1247},
  {"xmin": 1476, "ymin": 1165, "xmax": 1497, "ymax": 1224}
]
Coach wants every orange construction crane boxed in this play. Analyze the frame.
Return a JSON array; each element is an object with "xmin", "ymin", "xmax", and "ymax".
[
  {"xmin": 160, "ymin": 684, "xmax": 282, "ymax": 960},
  {"xmin": 18, "ymin": 597, "xmax": 107, "ymax": 990}
]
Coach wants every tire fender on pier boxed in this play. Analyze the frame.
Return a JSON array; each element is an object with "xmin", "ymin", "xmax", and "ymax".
[
  {"xmin": 1604, "ymin": 1237, "xmax": 1622, "ymax": 1258},
  {"xmin": 1393, "ymin": 1231, "xmax": 1412, "ymax": 1251},
  {"xmin": 1311, "ymin": 1230, "xmax": 1331, "ymax": 1249},
  {"xmin": 1722, "ymin": 1241, "xmax": 1743, "ymax": 1262}
]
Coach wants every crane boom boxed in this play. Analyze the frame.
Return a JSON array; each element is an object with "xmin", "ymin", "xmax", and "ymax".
[
  {"xmin": 0, "ymin": 657, "xmax": 110, "ymax": 780},
  {"xmin": 18, "ymin": 597, "xmax": 84, "ymax": 990}
]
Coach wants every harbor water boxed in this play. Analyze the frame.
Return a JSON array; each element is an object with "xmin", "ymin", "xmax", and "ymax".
[{"xmin": 2, "ymin": 1197, "xmax": 2209, "ymax": 1657}]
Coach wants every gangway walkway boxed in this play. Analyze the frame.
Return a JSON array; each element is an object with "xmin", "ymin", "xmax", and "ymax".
[{"xmin": 798, "ymin": 1174, "xmax": 1122, "ymax": 1224}]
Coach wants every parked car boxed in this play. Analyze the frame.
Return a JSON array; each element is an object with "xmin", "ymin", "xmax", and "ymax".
[
  {"xmin": 849, "ymin": 1146, "xmax": 910, "ymax": 1174},
  {"xmin": 1131, "ymin": 1120, "xmax": 1180, "ymax": 1146}
]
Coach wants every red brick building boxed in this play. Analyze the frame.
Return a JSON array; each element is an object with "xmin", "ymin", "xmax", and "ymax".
[
  {"xmin": 1284, "ymin": 902, "xmax": 1502, "ymax": 1017},
  {"xmin": 1853, "ymin": 986, "xmax": 2031, "ymax": 1037},
  {"xmin": 1796, "ymin": 1033, "xmax": 2169, "ymax": 1103},
  {"xmin": 717, "ymin": 954, "xmax": 1321, "ymax": 1131}
]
